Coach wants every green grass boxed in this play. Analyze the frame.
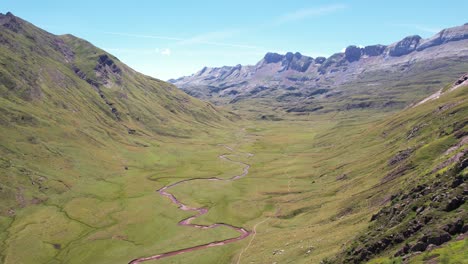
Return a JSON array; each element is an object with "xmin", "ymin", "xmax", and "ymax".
[{"xmin": 1, "ymin": 13, "xmax": 467, "ymax": 264}]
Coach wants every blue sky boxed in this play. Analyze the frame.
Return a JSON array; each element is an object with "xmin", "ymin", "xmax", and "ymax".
[{"xmin": 2, "ymin": 1, "xmax": 467, "ymax": 80}]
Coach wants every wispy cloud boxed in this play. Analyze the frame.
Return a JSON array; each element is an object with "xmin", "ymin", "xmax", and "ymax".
[
  {"xmin": 105, "ymin": 31, "xmax": 264, "ymax": 50},
  {"xmin": 392, "ymin": 23, "xmax": 441, "ymax": 34},
  {"xmin": 104, "ymin": 47, "xmax": 172, "ymax": 56},
  {"xmin": 276, "ymin": 4, "xmax": 347, "ymax": 24},
  {"xmin": 177, "ymin": 30, "xmax": 240, "ymax": 45},
  {"xmin": 106, "ymin": 32, "xmax": 184, "ymax": 41}
]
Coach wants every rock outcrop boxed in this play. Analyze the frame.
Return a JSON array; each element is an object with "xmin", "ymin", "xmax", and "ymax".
[
  {"xmin": 418, "ymin": 24, "xmax": 468, "ymax": 51},
  {"xmin": 345, "ymin": 45, "xmax": 362, "ymax": 62},
  {"xmin": 388, "ymin": 35, "xmax": 422, "ymax": 57},
  {"xmin": 171, "ymin": 23, "xmax": 468, "ymax": 107},
  {"xmin": 264, "ymin": 52, "xmax": 284, "ymax": 64},
  {"xmin": 363, "ymin": 44, "xmax": 386, "ymax": 56}
]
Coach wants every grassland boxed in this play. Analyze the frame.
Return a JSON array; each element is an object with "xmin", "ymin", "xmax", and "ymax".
[
  {"xmin": 2, "ymin": 80, "xmax": 466, "ymax": 263},
  {"xmin": 0, "ymin": 13, "xmax": 467, "ymax": 264}
]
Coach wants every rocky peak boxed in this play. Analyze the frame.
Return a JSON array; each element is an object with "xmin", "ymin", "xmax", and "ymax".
[
  {"xmin": 284, "ymin": 52, "xmax": 294, "ymax": 61},
  {"xmin": 0, "ymin": 12, "xmax": 22, "ymax": 33},
  {"xmin": 417, "ymin": 24, "xmax": 468, "ymax": 51},
  {"xmin": 314, "ymin": 57, "xmax": 326, "ymax": 64},
  {"xmin": 345, "ymin": 45, "xmax": 362, "ymax": 62},
  {"xmin": 197, "ymin": 66, "xmax": 209, "ymax": 76},
  {"xmin": 264, "ymin": 52, "xmax": 284, "ymax": 64},
  {"xmin": 280, "ymin": 52, "xmax": 313, "ymax": 72},
  {"xmin": 388, "ymin": 35, "xmax": 422, "ymax": 57}
]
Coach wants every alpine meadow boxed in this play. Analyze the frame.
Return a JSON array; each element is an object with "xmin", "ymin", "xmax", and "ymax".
[{"xmin": 0, "ymin": 2, "xmax": 467, "ymax": 264}]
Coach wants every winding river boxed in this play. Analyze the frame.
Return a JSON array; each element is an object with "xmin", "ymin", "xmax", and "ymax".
[{"xmin": 129, "ymin": 145, "xmax": 253, "ymax": 263}]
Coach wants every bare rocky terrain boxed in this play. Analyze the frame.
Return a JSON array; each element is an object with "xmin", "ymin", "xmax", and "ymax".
[{"xmin": 170, "ymin": 24, "xmax": 468, "ymax": 112}]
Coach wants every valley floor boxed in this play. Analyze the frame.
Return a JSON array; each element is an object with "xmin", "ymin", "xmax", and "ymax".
[{"xmin": 1, "ymin": 104, "xmax": 467, "ymax": 264}]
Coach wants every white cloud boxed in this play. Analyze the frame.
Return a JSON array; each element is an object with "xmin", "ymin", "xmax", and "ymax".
[{"xmin": 277, "ymin": 4, "xmax": 347, "ymax": 24}]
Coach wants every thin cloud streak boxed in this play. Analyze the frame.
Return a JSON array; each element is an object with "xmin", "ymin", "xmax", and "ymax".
[
  {"xmin": 392, "ymin": 24, "xmax": 441, "ymax": 34},
  {"xmin": 105, "ymin": 31, "xmax": 264, "ymax": 50},
  {"xmin": 277, "ymin": 4, "xmax": 347, "ymax": 24},
  {"xmin": 104, "ymin": 47, "xmax": 172, "ymax": 56}
]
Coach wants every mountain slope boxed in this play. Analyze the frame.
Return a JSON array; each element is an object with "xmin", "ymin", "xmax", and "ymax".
[
  {"xmin": 0, "ymin": 12, "xmax": 467, "ymax": 264},
  {"xmin": 0, "ymin": 11, "xmax": 234, "ymax": 216},
  {"xmin": 327, "ymin": 74, "xmax": 468, "ymax": 263},
  {"xmin": 171, "ymin": 24, "xmax": 468, "ymax": 113}
]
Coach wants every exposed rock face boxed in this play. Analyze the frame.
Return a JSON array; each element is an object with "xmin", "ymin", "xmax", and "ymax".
[
  {"xmin": 171, "ymin": 23, "xmax": 468, "ymax": 107},
  {"xmin": 318, "ymin": 52, "xmax": 344, "ymax": 74},
  {"xmin": 314, "ymin": 57, "xmax": 326, "ymax": 64},
  {"xmin": 418, "ymin": 24, "xmax": 468, "ymax": 51},
  {"xmin": 345, "ymin": 45, "xmax": 362, "ymax": 62},
  {"xmin": 389, "ymin": 35, "xmax": 422, "ymax": 56},
  {"xmin": 96, "ymin": 54, "xmax": 122, "ymax": 75},
  {"xmin": 264, "ymin": 52, "xmax": 284, "ymax": 64},
  {"xmin": 363, "ymin": 44, "xmax": 386, "ymax": 56},
  {"xmin": 280, "ymin": 52, "xmax": 313, "ymax": 72},
  {"xmin": 0, "ymin": 12, "xmax": 22, "ymax": 33},
  {"xmin": 454, "ymin": 73, "xmax": 468, "ymax": 86}
]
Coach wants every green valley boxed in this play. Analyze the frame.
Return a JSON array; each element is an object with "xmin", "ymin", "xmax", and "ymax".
[{"xmin": 0, "ymin": 10, "xmax": 467, "ymax": 264}]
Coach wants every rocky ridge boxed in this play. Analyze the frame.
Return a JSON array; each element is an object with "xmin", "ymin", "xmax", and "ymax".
[{"xmin": 170, "ymin": 24, "xmax": 468, "ymax": 111}]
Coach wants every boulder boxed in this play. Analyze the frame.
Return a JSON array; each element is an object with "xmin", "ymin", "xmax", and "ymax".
[
  {"xmin": 410, "ymin": 241, "xmax": 427, "ymax": 252},
  {"xmin": 444, "ymin": 196, "xmax": 464, "ymax": 211},
  {"xmin": 443, "ymin": 218, "xmax": 464, "ymax": 235},
  {"xmin": 421, "ymin": 231, "xmax": 451, "ymax": 246}
]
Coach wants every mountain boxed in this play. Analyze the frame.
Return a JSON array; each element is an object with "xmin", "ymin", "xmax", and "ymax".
[
  {"xmin": 170, "ymin": 24, "xmax": 468, "ymax": 112},
  {"xmin": 0, "ymin": 12, "xmax": 234, "ymax": 216},
  {"xmin": 328, "ymin": 74, "xmax": 468, "ymax": 263},
  {"xmin": 1, "ymin": 12, "xmax": 467, "ymax": 264}
]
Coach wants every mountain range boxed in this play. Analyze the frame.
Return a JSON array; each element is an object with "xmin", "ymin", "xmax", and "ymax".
[
  {"xmin": 171, "ymin": 23, "xmax": 468, "ymax": 113},
  {"xmin": 0, "ymin": 12, "xmax": 467, "ymax": 264}
]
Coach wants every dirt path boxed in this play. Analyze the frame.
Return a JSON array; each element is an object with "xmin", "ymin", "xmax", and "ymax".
[
  {"xmin": 235, "ymin": 217, "xmax": 270, "ymax": 264},
  {"xmin": 129, "ymin": 145, "xmax": 253, "ymax": 264}
]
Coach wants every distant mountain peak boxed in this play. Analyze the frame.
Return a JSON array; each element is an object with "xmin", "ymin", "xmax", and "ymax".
[{"xmin": 171, "ymin": 23, "xmax": 468, "ymax": 109}]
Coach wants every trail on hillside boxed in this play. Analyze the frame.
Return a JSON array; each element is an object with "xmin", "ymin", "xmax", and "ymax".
[{"xmin": 129, "ymin": 145, "xmax": 253, "ymax": 264}]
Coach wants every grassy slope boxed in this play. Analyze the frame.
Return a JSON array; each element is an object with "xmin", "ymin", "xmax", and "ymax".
[
  {"xmin": 0, "ymin": 13, "xmax": 240, "ymax": 264},
  {"xmin": 0, "ymin": 13, "xmax": 466, "ymax": 264},
  {"xmin": 157, "ymin": 84, "xmax": 467, "ymax": 264}
]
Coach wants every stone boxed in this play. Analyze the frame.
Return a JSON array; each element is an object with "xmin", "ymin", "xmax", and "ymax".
[
  {"xmin": 422, "ymin": 231, "xmax": 451, "ymax": 245},
  {"xmin": 410, "ymin": 241, "xmax": 427, "ymax": 252},
  {"xmin": 444, "ymin": 196, "xmax": 464, "ymax": 211},
  {"xmin": 443, "ymin": 219, "xmax": 464, "ymax": 235}
]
